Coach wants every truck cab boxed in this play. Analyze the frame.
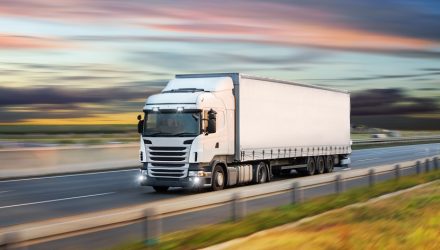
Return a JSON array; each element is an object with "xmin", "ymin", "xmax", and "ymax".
[{"xmin": 138, "ymin": 77, "xmax": 235, "ymax": 192}]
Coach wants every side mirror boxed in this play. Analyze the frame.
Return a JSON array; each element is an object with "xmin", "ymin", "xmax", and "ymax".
[
  {"xmin": 137, "ymin": 115, "xmax": 143, "ymax": 134},
  {"xmin": 207, "ymin": 109, "xmax": 217, "ymax": 134}
]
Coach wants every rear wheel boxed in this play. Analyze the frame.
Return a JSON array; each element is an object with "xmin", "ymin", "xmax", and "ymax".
[
  {"xmin": 212, "ymin": 165, "xmax": 225, "ymax": 191},
  {"xmin": 324, "ymin": 156, "xmax": 334, "ymax": 173},
  {"xmin": 299, "ymin": 157, "xmax": 316, "ymax": 176},
  {"xmin": 253, "ymin": 162, "xmax": 268, "ymax": 184},
  {"xmin": 315, "ymin": 156, "xmax": 325, "ymax": 174},
  {"xmin": 153, "ymin": 186, "xmax": 169, "ymax": 193}
]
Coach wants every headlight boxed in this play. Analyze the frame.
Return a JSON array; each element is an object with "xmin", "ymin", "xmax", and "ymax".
[{"xmin": 188, "ymin": 171, "xmax": 205, "ymax": 177}]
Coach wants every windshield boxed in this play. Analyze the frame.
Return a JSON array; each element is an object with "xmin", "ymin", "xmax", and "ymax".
[{"xmin": 143, "ymin": 110, "xmax": 201, "ymax": 137}]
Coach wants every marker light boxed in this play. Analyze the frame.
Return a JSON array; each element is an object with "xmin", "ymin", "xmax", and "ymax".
[
  {"xmin": 177, "ymin": 107, "xmax": 184, "ymax": 112},
  {"xmin": 152, "ymin": 107, "xmax": 159, "ymax": 112}
]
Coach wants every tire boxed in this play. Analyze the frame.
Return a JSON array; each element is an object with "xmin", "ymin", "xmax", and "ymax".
[
  {"xmin": 253, "ymin": 162, "xmax": 268, "ymax": 184},
  {"xmin": 304, "ymin": 157, "xmax": 316, "ymax": 176},
  {"xmin": 212, "ymin": 165, "xmax": 226, "ymax": 191},
  {"xmin": 315, "ymin": 156, "xmax": 325, "ymax": 174},
  {"xmin": 324, "ymin": 156, "xmax": 334, "ymax": 173},
  {"xmin": 153, "ymin": 186, "xmax": 169, "ymax": 193}
]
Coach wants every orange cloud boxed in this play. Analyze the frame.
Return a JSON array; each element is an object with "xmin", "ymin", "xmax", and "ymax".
[{"xmin": 0, "ymin": 34, "xmax": 64, "ymax": 49}]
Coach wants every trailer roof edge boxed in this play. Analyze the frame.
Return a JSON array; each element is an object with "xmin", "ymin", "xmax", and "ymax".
[{"xmin": 175, "ymin": 73, "xmax": 349, "ymax": 94}]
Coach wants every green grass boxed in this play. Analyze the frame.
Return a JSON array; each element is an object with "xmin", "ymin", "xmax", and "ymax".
[
  {"xmin": 220, "ymin": 182, "xmax": 440, "ymax": 250},
  {"xmin": 110, "ymin": 169, "xmax": 440, "ymax": 250}
]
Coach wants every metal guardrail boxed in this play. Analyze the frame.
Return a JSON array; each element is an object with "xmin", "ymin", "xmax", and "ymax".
[
  {"xmin": 353, "ymin": 135, "xmax": 440, "ymax": 145},
  {"xmin": 0, "ymin": 155, "xmax": 439, "ymax": 248}
]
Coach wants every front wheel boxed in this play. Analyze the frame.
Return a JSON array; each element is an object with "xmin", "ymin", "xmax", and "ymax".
[
  {"xmin": 153, "ymin": 186, "xmax": 169, "ymax": 193},
  {"xmin": 212, "ymin": 165, "xmax": 225, "ymax": 191}
]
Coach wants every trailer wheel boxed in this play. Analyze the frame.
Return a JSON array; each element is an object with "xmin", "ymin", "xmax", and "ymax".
[
  {"xmin": 324, "ymin": 156, "xmax": 334, "ymax": 173},
  {"xmin": 315, "ymin": 156, "xmax": 325, "ymax": 174},
  {"xmin": 305, "ymin": 157, "xmax": 316, "ymax": 176},
  {"xmin": 253, "ymin": 162, "xmax": 268, "ymax": 184},
  {"xmin": 212, "ymin": 165, "xmax": 225, "ymax": 191},
  {"xmin": 153, "ymin": 186, "xmax": 169, "ymax": 193}
]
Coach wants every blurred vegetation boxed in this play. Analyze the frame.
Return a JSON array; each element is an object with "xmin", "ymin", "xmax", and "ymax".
[
  {"xmin": 0, "ymin": 125, "xmax": 135, "ymax": 134},
  {"xmin": 110, "ymin": 169, "xmax": 440, "ymax": 250},
  {"xmin": 222, "ymin": 182, "xmax": 440, "ymax": 249},
  {"xmin": 1, "ymin": 125, "xmax": 439, "ymax": 148},
  {"xmin": 0, "ymin": 125, "xmax": 139, "ymax": 147}
]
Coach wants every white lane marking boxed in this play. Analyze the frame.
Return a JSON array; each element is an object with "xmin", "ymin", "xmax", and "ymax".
[
  {"xmin": 354, "ymin": 158, "xmax": 380, "ymax": 163},
  {"xmin": 0, "ymin": 169, "xmax": 137, "ymax": 183},
  {"xmin": 0, "ymin": 192, "xmax": 114, "ymax": 209},
  {"xmin": 0, "ymin": 190, "xmax": 12, "ymax": 194}
]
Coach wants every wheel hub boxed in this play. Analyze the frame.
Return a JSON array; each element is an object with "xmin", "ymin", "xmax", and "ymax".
[{"xmin": 216, "ymin": 172, "xmax": 224, "ymax": 186}]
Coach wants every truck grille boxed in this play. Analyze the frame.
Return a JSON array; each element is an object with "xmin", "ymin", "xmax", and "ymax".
[{"xmin": 147, "ymin": 146, "xmax": 189, "ymax": 178}]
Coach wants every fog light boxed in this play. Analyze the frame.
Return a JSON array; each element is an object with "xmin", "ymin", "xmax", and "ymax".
[
  {"xmin": 194, "ymin": 177, "xmax": 200, "ymax": 184},
  {"xmin": 138, "ymin": 175, "xmax": 146, "ymax": 182}
]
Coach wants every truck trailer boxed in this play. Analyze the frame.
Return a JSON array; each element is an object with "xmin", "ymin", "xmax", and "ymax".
[{"xmin": 137, "ymin": 73, "xmax": 351, "ymax": 192}]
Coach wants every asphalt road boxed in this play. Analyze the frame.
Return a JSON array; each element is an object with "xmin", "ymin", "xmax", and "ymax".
[
  {"xmin": 0, "ymin": 143, "xmax": 439, "ymax": 230},
  {"xmin": 0, "ymin": 143, "xmax": 439, "ymax": 249}
]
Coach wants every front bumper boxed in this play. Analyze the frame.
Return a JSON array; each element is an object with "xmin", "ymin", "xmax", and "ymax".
[
  {"xmin": 138, "ymin": 169, "xmax": 211, "ymax": 187},
  {"xmin": 139, "ymin": 163, "xmax": 212, "ymax": 187}
]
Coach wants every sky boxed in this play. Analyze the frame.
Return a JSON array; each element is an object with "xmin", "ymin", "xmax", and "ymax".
[{"xmin": 0, "ymin": 0, "xmax": 439, "ymax": 128}]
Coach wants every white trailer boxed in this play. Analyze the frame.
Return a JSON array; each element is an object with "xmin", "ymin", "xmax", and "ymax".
[{"xmin": 137, "ymin": 73, "xmax": 351, "ymax": 192}]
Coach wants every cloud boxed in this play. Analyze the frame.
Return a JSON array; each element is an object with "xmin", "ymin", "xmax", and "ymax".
[
  {"xmin": 2, "ymin": 1, "xmax": 439, "ymax": 58},
  {"xmin": 0, "ymin": 34, "xmax": 64, "ymax": 49},
  {"xmin": 0, "ymin": 86, "xmax": 159, "ymax": 106},
  {"xmin": 301, "ymin": 71, "xmax": 440, "ymax": 81},
  {"xmin": 351, "ymin": 88, "xmax": 439, "ymax": 116},
  {"xmin": 277, "ymin": 0, "xmax": 440, "ymax": 41},
  {"xmin": 128, "ymin": 50, "xmax": 324, "ymax": 73}
]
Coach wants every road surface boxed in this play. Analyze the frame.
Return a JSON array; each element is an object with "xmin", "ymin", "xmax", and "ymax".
[{"xmin": 0, "ymin": 143, "xmax": 439, "ymax": 249}]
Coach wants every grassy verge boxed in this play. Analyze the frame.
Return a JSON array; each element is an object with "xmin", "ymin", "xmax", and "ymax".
[
  {"xmin": 223, "ymin": 181, "xmax": 440, "ymax": 249},
  {"xmin": 111, "ymin": 169, "xmax": 440, "ymax": 250}
]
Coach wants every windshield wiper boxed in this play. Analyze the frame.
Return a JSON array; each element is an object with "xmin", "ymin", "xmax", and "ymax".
[
  {"xmin": 171, "ymin": 132, "xmax": 196, "ymax": 137},
  {"xmin": 144, "ymin": 132, "xmax": 173, "ymax": 136}
]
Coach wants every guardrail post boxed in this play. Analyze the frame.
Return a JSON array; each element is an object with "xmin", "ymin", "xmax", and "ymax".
[
  {"xmin": 231, "ymin": 193, "xmax": 246, "ymax": 221},
  {"xmin": 434, "ymin": 157, "xmax": 439, "ymax": 171},
  {"xmin": 335, "ymin": 174, "xmax": 345, "ymax": 194},
  {"xmin": 0, "ymin": 232, "xmax": 19, "ymax": 250},
  {"xmin": 394, "ymin": 164, "xmax": 401, "ymax": 180},
  {"xmin": 143, "ymin": 208, "xmax": 161, "ymax": 246},
  {"xmin": 425, "ymin": 159, "xmax": 430, "ymax": 173},
  {"xmin": 416, "ymin": 161, "xmax": 421, "ymax": 175},
  {"xmin": 368, "ymin": 169, "xmax": 375, "ymax": 187},
  {"xmin": 291, "ymin": 182, "xmax": 303, "ymax": 204}
]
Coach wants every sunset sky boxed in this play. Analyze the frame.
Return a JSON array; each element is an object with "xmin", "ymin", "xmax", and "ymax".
[{"xmin": 0, "ymin": 0, "xmax": 439, "ymax": 127}]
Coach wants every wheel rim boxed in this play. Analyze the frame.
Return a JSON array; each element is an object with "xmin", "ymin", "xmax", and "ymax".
[{"xmin": 216, "ymin": 171, "xmax": 224, "ymax": 187}]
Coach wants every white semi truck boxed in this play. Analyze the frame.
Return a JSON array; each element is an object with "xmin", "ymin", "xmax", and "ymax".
[{"xmin": 137, "ymin": 73, "xmax": 351, "ymax": 192}]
